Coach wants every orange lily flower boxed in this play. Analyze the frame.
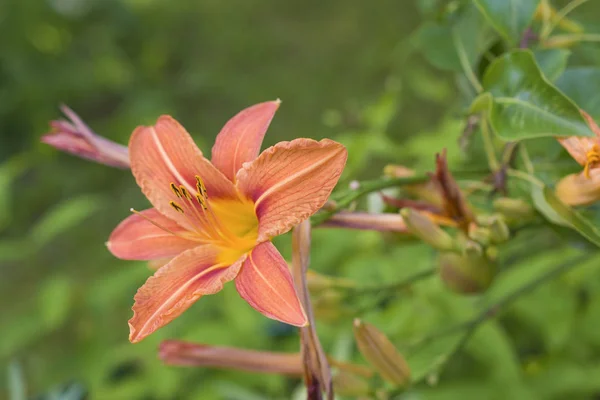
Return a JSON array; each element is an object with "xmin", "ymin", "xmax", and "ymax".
[
  {"xmin": 107, "ymin": 100, "xmax": 347, "ymax": 342},
  {"xmin": 556, "ymin": 111, "xmax": 600, "ymax": 205}
]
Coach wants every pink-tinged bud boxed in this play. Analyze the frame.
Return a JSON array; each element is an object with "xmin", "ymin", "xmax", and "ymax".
[
  {"xmin": 321, "ymin": 212, "xmax": 408, "ymax": 232},
  {"xmin": 353, "ymin": 319, "xmax": 411, "ymax": 386},
  {"xmin": 41, "ymin": 105, "xmax": 130, "ymax": 169},
  {"xmin": 159, "ymin": 340, "xmax": 303, "ymax": 376},
  {"xmin": 438, "ymin": 251, "xmax": 496, "ymax": 295}
]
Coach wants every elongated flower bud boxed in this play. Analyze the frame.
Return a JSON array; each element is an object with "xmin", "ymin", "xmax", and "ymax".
[
  {"xmin": 353, "ymin": 319, "xmax": 411, "ymax": 386},
  {"xmin": 42, "ymin": 105, "xmax": 130, "ymax": 169},
  {"xmin": 400, "ymin": 208, "xmax": 455, "ymax": 251}
]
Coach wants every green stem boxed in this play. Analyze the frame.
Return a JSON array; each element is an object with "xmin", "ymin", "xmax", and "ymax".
[
  {"xmin": 348, "ymin": 267, "xmax": 436, "ymax": 295},
  {"xmin": 310, "ymin": 175, "xmax": 429, "ymax": 226},
  {"xmin": 480, "ymin": 116, "xmax": 499, "ymax": 171},
  {"xmin": 540, "ymin": 0, "xmax": 590, "ymax": 39}
]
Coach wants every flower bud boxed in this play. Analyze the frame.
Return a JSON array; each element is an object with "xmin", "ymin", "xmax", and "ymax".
[
  {"xmin": 400, "ymin": 208, "xmax": 455, "ymax": 251},
  {"xmin": 332, "ymin": 371, "xmax": 370, "ymax": 397},
  {"xmin": 488, "ymin": 216, "xmax": 510, "ymax": 244},
  {"xmin": 42, "ymin": 105, "xmax": 130, "ymax": 169},
  {"xmin": 438, "ymin": 251, "xmax": 496, "ymax": 294},
  {"xmin": 353, "ymin": 319, "xmax": 411, "ymax": 386},
  {"xmin": 492, "ymin": 197, "xmax": 534, "ymax": 222},
  {"xmin": 467, "ymin": 224, "xmax": 491, "ymax": 247}
]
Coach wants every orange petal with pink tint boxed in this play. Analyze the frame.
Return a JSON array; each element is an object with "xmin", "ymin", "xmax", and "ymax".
[
  {"xmin": 129, "ymin": 245, "xmax": 244, "ymax": 343},
  {"xmin": 236, "ymin": 139, "xmax": 347, "ymax": 241},
  {"xmin": 235, "ymin": 242, "xmax": 307, "ymax": 327},
  {"xmin": 555, "ymin": 169, "xmax": 600, "ymax": 206},
  {"xmin": 557, "ymin": 111, "xmax": 600, "ymax": 166},
  {"xmin": 211, "ymin": 101, "xmax": 281, "ymax": 182},
  {"xmin": 107, "ymin": 208, "xmax": 198, "ymax": 260},
  {"xmin": 129, "ymin": 116, "xmax": 237, "ymax": 230}
]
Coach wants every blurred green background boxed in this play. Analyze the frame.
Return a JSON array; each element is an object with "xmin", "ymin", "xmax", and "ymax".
[{"xmin": 3, "ymin": 0, "xmax": 600, "ymax": 399}]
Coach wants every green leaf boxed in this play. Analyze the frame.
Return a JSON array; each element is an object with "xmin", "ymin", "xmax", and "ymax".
[
  {"xmin": 533, "ymin": 49, "xmax": 571, "ymax": 82},
  {"xmin": 532, "ymin": 184, "xmax": 600, "ymax": 247},
  {"xmin": 473, "ymin": 0, "xmax": 540, "ymax": 45},
  {"xmin": 482, "ymin": 50, "xmax": 593, "ymax": 140},
  {"xmin": 413, "ymin": 4, "xmax": 490, "ymax": 72},
  {"xmin": 555, "ymin": 67, "xmax": 600, "ymax": 119}
]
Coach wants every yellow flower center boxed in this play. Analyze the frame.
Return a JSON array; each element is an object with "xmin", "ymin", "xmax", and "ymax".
[
  {"xmin": 166, "ymin": 175, "xmax": 259, "ymax": 265},
  {"xmin": 584, "ymin": 145, "xmax": 600, "ymax": 179}
]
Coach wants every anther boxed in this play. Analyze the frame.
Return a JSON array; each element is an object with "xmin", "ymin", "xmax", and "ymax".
[
  {"xmin": 196, "ymin": 194, "xmax": 207, "ymax": 210},
  {"xmin": 169, "ymin": 201, "xmax": 185, "ymax": 213},
  {"xmin": 195, "ymin": 175, "xmax": 207, "ymax": 198},
  {"xmin": 170, "ymin": 183, "xmax": 182, "ymax": 198},
  {"xmin": 179, "ymin": 185, "xmax": 192, "ymax": 200}
]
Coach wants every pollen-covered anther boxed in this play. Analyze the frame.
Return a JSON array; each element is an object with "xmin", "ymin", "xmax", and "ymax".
[
  {"xmin": 170, "ymin": 201, "xmax": 185, "ymax": 213},
  {"xmin": 170, "ymin": 183, "xmax": 182, "ymax": 198},
  {"xmin": 584, "ymin": 146, "xmax": 600, "ymax": 179},
  {"xmin": 195, "ymin": 175, "xmax": 208, "ymax": 198}
]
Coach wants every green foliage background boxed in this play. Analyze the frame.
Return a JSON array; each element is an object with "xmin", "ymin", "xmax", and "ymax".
[{"xmin": 2, "ymin": 0, "xmax": 600, "ymax": 399}]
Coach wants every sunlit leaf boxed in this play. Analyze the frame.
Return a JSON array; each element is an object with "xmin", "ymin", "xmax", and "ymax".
[
  {"xmin": 481, "ymin": 50, "xmax": 593, "ymax": 140},
  {"xmin": 473, "ymin": 0, "xmax": 540, "ymax": 45}
]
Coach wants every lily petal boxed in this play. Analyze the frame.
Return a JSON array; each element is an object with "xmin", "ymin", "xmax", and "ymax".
[
  {"xmin": 129, "ymin": 245, "xmax": 244, "ymax": 343},
  {"xmin": 557, "ymin": 111, "xmax": 600, "ymax": 166},
  {"xmin": 130, "ymin": 116, "xmax": 237, "ymax": 230},
  {"xmin": 211, "ymin": 101, "xmax": 281, "ymax": 182},
  {"xmin": 235, "ymin": 242, "xmax": 307, "ymax": 327},
  {"xmin": 555, "ymin": 169, "xmax": 600, "ymax": 206},
  {"xmin": 107, "ymin": 208, "xmax": 198, "ymax": 260},
  {"xmin": 236, "ymin": 139, "xmax": 347, "ymax": 241}
]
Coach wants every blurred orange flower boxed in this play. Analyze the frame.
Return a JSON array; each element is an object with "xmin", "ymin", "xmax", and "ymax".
[
  {"xmin": 556, "ymin": 111, "xmax": 600, "ymax": 205},
  {"xmin": 107, "ymin": 100, "xmax": 347, "ymax": 342}
]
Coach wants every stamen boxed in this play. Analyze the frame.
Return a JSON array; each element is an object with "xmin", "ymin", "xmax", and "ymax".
[
  {"xmin": 170, "ymin": 201, "xmax": 185, "ymax": 213},
  {"xmin": 130, "ymin": 208, "xmax": 192, "ymax": 240},
  {"xmin": 179, "ymin": 185, "xmax": 192, "ymax": 200},
  {"xmin": 196, "ymin": 175, "xmax": 207, "ymax": 198},
  {"xmin": 585, "ymin": 146, "xmax": 600, "ymax": 179},
  {"xmin": 170, "ymin": 183, "xmax": 182, "ymax": 198},
  {"xmin": 196, "ymin": 194, "xmax": 207, "ymax": 210}
]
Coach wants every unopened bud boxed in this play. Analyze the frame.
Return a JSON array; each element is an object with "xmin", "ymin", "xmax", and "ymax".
[
  {"xmin": 313, "ymin": 290, "xmax": 348, "ymax": 322},
  {"xmin": 468, "ymin": 224, "xmax": 491, "ymax": 247},
  {"xmin": 493, "ymin": 197, "xmax": 534, "ymax": 222},
  {"xmin": 332, "ymin": 371, "xmax": 370, "ymax": 397},
  {"xmin": 353, "ymin": 319, "xmax": 411, "ymax": 386},
  {"xmin": 383, "ymin": 164, "xmax": 415, "ymax": 178},
  {"xmin": 401, "ymin": 208, "xmax": 455, "ymax": 251},
  {"xmin": 42, "ymin": 105, "xmax": 130, "ymax": 169},
  {"xmin": 438, "ymin": 252, "xmax": 496, "ymax": 294},
  {"xmin": 488, "ymin": 216, "xmax": 510, "ymax": 244},
  {"xmin": 306, "ymin": 270, "xmax": 355, "ymax": 293}
]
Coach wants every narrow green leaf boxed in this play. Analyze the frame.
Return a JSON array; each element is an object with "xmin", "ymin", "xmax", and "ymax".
[
  {"xmin": 482, "ymin": 50, "xmax": 593, "ymax": 140},
  {"xmin": 555, "ymin": 67, "xmax": 600, "ymax": 119},
  {"xmin": 473, "ymin": 0, "xmax": 540, "ymax": 45}
]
